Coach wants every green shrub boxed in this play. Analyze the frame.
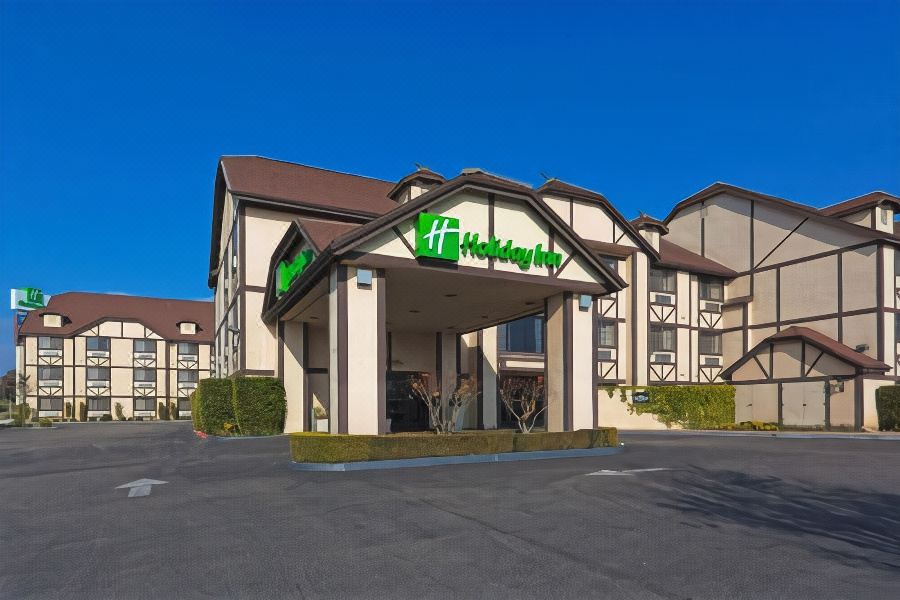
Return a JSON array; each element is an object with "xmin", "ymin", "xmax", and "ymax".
[
  {"xmin": 157, "ymin": 401, "xmax": 168, "ymax": 420},
  {"xmin": 65, "ymin": 402, "xmax": 72, "ymax": 419},
  {"xmin": 196, "ymin": 378, "xmax": 235, "ymax": 435},
  {"xmin": 631, "ymin": 385, "xmax": 735, "ymax": 429},
  {"xmin": 169, "ymin": 401, "xmax": 178, "ymax": 421},
  {"xmin": 13, "ymin": 403, "xmax": 32, "ymax": 426},
  {"xmin": 876, "ymin": 386, "xmax": 900, "ymax": 431},
  {"xmin": 38, "ymin": 417, "xmax": 53, "ymax": 427},
  {"xmin": 99, "ymin": 413, "xmax": 113, "ymax": 422},
  {"xmin": 719, "ymin": 421, "xmax": 778, "ymax": 431},
  {"xmin": 114, "ymin": 402, "xmax": 125, "ymax": 421},
  {"xmin": 79, "ymin": 401, "xmax": 87, "ymax": 422},
  {"xmin": 231, "ymin": 377, "xmax": 286, "ymax": 436},
  {"xmin": 290, "ymin": 428, "xmax": 618, "ymax": 463},
  {"xmin": 190, "ymin": 390, "xmax": 200, "ymax": 429}
]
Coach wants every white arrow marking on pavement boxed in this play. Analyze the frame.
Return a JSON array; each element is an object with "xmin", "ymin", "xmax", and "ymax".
[
  {"xmin": 586, "ymin": 468, "xmax": 672, "ymax": 476},
  {"xmin": 116, "ymin": 478, "xmax": 168, "ymax": 498}
]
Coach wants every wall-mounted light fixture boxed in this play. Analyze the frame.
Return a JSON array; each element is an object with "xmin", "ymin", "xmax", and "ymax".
[
  {"xmin": 357, "ymin": 268, "xmax": 373, "ymax": 288},
  {"xmin": 579, "ymin": 294, "xmax": 592, "ymax": 311}
]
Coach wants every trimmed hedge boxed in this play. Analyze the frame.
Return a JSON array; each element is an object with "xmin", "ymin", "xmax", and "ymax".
[
  {"xmin": 196, "ymin": 378, "xmax": 235, "ymax": 435},
  {"xmin": 876, "ymin": 386, "xmax": 900, "ymax": 431},
  {"xmin": 189, "ymin": 390, "xmax": 200, "ymax": 430},
  {"xmin": 232, "ymin": 377, "xmax": 286, "ymax": 436},
  {"xmin": 632, "ymin": 385, "xmax": 735, "ymax": 429},
  {"xmin": 290, "ymin": 428, "xmax": 618, "ymax": 464}
]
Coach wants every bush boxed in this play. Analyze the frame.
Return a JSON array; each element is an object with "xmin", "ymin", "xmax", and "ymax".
[
  {"xmin": 189, "ymin": 390, "xmax": 200, "ymax": 429},
  {"xmin": 79, "ymin": 401, "xmax": 87, "ymax": 422},
  {"xmin": 114, "ymin": 402, "xmax": 125, "ymax": 421},
  {"xmin": 99, "ymin": 413, "xmax": 113, "ymax": 422},
  {"xmin": 232, "ymin": 377, "xmax": 286, "ymax": 436},
  {"xmin": 719, "ymin": 421, "xmax": 778, "ymax": 431},
  {"xmin": 13, "ymin": 403, "xmax": 32, "ymax": 426},
  {"xmin": 876, "ymin": 386, "xmax": 900, "ymax": 431},
  {"xmin": 169, "ymin": 401, "xmax": 178, "ymax": 421},
  {"xmin": 196, "ymin": 378, "xmax": 235, "ymax": 435},
  {"xmin": 38, "ymin": 417, "xmax": 53, "ymax": 427},
  {"xmin": 157, "ymin": 401, "xmax": 168, "ymax": 420},
  {"xmin": 632, "ymin": 385, "xmax": 735, "ymax": 429},
  {"xmin": 65, "ymin": 402, "xmax": 72, "ymax": 419},
  {"xmin": 290, "ymin": 428, "xmax": 618, "ymax": 463}
]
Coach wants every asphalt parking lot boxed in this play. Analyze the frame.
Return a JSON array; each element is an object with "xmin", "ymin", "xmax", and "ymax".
[{"xmin": 1, "ymin": 424, "xmax": 898, "ymax": 600}]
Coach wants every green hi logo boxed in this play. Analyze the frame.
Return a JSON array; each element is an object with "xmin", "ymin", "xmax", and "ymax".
[
  {"xmin": 276, "ymin": 249, "xmax": 315, "ymax": 296},
  {"xmin": 415, "ymin": 213, "xmax": 460, "ymax": 261},
  {"xmin": 18, "ymin": 288, "xmax": 45, "ymax": 310}
]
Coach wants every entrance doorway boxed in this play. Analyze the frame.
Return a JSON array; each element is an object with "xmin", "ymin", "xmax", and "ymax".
[{"xmin": 386, "ymin": 371, "xmax": 430, "ymax": 432}]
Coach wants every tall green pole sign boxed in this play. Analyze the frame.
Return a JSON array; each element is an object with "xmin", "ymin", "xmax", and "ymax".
[
  {"xmin": 10, "ymin": 287, "xmax": 48, "ymax": 310},
  {"xmin": 276, "ymin": 249, "xmax": 315, "ymax": 296},
  {"xmin": 415, "ymin": 212, "xmax": 562, "ymax": 271}
]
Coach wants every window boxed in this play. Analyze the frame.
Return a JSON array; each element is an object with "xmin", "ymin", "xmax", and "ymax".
[
  {"xmin": 178, "ymin": 342, "xmax": 199, "ymax": 356},
  {"xmin": 38, "ymin": 366, "xmax": 63, "ymax": 381},
  {"xmin": 86, "ymin": 336, "xmax": 110, "ymax": 352},
  {"xmin": 38, "ymin": 336, "xmax": 63, "ymax": 350},
  {"xmin": 178, "ymin": 398, "xmax": 192, "ymax": 412},
  {"xmin": 699, "ymin": 332, "xmax": 722, "ymax": 355},
  {"xmin": 179, "ymin": 322, "xmax": 197, "ymax": 335},
  {"xmin": 650, "ymin": 268, "xmax": 676, "ymax": 292},
  {"xmin": 699, "ymin": 278, "xmax": 724, "ymax": 301},
  {"xmin": 133, "ymin": 368, "xmax": 156, "ymax": 382},
  {"xmin": 649, "ymin": 325, "xmax": 675, "ymax": 352},
  {"xmin": 39, "ymin": 397, "xmax": 63, "ymax": 411},
  {"xmin": 178, "ymin": 370, "xmax": 199, "ymax": 383},
  {"xmin": 882, "ymin": 207, "xmax": 889, "ymax": 225},
  {"xmin": 134, "ymin": 397, "xmax": 155, "ymax": 412},
  {"xmin": 598, "ymin": 319, "xmax": 616, "ymax": 347},
  {"xmin": 134, "ymin": 339, "xmax": 156, "ymax": 353},
  {"xmin": 498, "ymin": 315, "xmax": 544, "ymax": 353},
  {"xmin": 87, "ymin": 367, "xmax": 110, "ymax": 381},
  {"xmin": 88, "ymin": 397, "xmax": 110, "ymax": 411},
  {"xmin": 600, "ymin": 256, "xmax": 619, "ymax": 273}
]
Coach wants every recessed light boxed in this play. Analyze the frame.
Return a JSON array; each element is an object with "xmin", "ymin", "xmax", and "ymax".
[
  {"xmin": 480, "ymin": 315, "xmax": 488, "ymax": 319},
  {"xmin": 410, "ymin": 310, "xmax": 420, "ymax": 314},
  {"xmin": 524, "ymin": 301, "xmax": 535, "ymax": 306},
  {"xmin": 444, "ymin": 293, "xmax": 457, "ymax": 298}
]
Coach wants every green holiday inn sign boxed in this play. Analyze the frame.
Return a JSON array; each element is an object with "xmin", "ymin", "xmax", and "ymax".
[
  {"xmin": 415, "ymin": 212, "xmax": 562, "ymax": 270},
  {"xmin": 276, "ymin": 249, "xmax": 315, "ymax": 296}
]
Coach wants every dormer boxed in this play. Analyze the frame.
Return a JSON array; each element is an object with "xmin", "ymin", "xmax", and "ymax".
[
  {"xmin": 631, "ymin": 214, "xmax": 669, "ymax": 252},
  {"xmin": 178, "ymin": 321, "xmax": 198, "ymax": 335},
  {"xmin": 388, "ymin": 166, "xmax": 445, "ymax": 204},
  {"xmin": 819, "ymin": 191, "xmax": 900, "ymax": 234},
  {"xmin": 42, "ymin": 312, "xmax": 64, "ymax": 328}
]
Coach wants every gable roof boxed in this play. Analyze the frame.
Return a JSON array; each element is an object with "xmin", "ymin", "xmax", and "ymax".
[
  {"xmin": 664, "ymin": 182, "xmax": 900, "ymax": 245},
  {"xmin": 657, "ymin": 239, "xmax": 737, "ymax": 278},
  {"xmin": 18, "ymin": 292, "xmax": 214, "ymax": 343},
  {"xmin": 721, "ymin": 325, "xmax": 889, "ymax": 379},
  {"xmin": 263, "ymin": 171, "xmax": 629, "ymax": 323},
  {"xmin": 536, "ymin": 179, "xmax": 661, "ymax": 259},
  {"xmin": 818, "ymin": 191, "xmax": 900, "ymax": 218}
]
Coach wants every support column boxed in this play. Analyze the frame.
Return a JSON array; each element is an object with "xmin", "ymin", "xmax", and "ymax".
[
  {"xmin": 478, "ymin": 327, "xmax": 498, "ymax": 429},
  {"xmin": 281, "ymin": 320, "xmax": 305, "ymax": 433},
  {"xmin": 329, "ymin": 265, "xmax": 386, "ymax": 435},
  {"xmin": 545, "ymin": 292, "xmax": 595, "ymax": 432}
]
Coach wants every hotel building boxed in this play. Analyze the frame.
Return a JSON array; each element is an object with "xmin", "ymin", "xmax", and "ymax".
[
  {"xmin": 209, "ymin": 156, "xmax": 898, "ymax": 433},
  {"xmin": 15, "ymin": 293, "xmax": 213, "ymax": 420}
]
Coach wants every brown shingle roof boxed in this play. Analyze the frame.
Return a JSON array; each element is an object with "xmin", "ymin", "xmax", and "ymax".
[
  {"xmin": 657, "ymin": 239, "xmax": 737, "ymax": 277},
  {"xmin": 630, "ymin": 215, "xmax": 669, "ymax": 234},
  {"xmin": 18, "ymin": 292, "xmax": 214, "ymax": 343},
  {"xmin": 818, "ymin": 191, "xmax": 900, "ymax": 218},
  {"xmin": 294, "ymin": 218, "xmax": 360, "ymax": 253},
  {"xmin": 768, "ymin": 326, "xmax": 890, "ymax": 372},
  {"xmin": 220, "ymin": 156, "xmax": 398, "ymax": 216}
]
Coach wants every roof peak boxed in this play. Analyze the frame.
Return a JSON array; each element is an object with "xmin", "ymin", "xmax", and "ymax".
[{"xmin": 220, "ymin": 155, "xmax": 394, "ymax": 185}]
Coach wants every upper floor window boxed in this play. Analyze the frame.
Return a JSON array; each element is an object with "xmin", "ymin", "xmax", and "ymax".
[
  {"xmin": 699, "ymin": 332, "xmax": 722, "ymax": 355},
  {"xmin": 179, "ymin": 322, "xmax": 197, "ymax": 335},
  {"xmin": 649, "ymin": 324, "xmax": 676, "ymax": 352},
  {"xmin": 86, "ymin": 336, "xmax": 110, "ymax": 352},
  {"xmin": 881, "ymin": 207, "xmax": 889, "ymax": 225},
  {"xmin": 650, "ymin": 268, "xmax": 676, "ymax": 293},
  {"xmin": 178, "ymin": 370, "xmax": 199, "ymax": 383},
  {"xmin": 38, "ymin": 336, "xmax": 63, "ymax": 350},
  {"xmin": 87, "ymin": 367, "xmax": 110, "ymax": 381},
  {"xmin": 178, "ymin": 342, "xmax": 199, "ymax": 356},
  {"xmin": 498, "ymin": 315, "xmax": 544, "ymax": 354},
  {"xmin": 38, "ymin": 366, "xmax": 63, "ymax": 381},
  {"xmin": 134, "ymin": 339, "xmax": 156, "ymax": 354},
  {"xmin": 699, "ymin": 278, "xmax": 724, "ymax": 302},
  {"xmin": 600, "ymin": 256, "xmax": 619, "ymax": 273},
  {"xmin": 598, "ymin": 319, "xmax": 616, "ymax": 348},
  {"xmin": 133, "ymin": 368, "xmax": 156, "ymax": 382}
]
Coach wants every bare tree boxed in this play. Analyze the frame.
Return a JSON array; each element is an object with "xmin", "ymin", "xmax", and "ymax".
[
  {"xmin": 500, "ymin": 376, "xmax": 546, "ymax": 433},
  {"xmin": 409, "ymin": 374, "xmax": 479, "ymax": 434}
]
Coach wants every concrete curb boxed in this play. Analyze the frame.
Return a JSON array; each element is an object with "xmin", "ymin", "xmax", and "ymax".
[
  {"xmin": 290, "ymin": 445, "xmax": 624, "ymax": 472},
  {"xmin": 618, "ymin": 429, "xmax": 900, "ymax": 441}
]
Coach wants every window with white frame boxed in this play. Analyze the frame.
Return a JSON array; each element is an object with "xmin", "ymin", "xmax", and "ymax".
[
  {"xmin": 598, "ymin": 319, "xmax": 616, "ymax": 348},
  {"xmin": 86, "ymin": 336, "xmax": 111, "ymax": 352},
  {"xmin": 88, "ymin": 396, "xmax": 110, "ymax": 411},
  {"xmin": 38, "ymin": 336, "xmax": 63, "ymax": 350},
  {"xmin": 699, "ymin": 278, "xmax": 724, "ymax": 302},
  {"xmin": 178, "ymin": 370, "xmax": 199, "ymax": 384},
  {"xmin": 649, "ymin": 325, "xmax": 676, "ymax": 352},
  {"xmin": 134, "ymin": 397, "xmax": 156, "ymax": 412},
  {"xmin": 133, "ymin": 368, "xmax": 156, "ymax": 382},
  {"xmin": 178, "ymin": 342, "xmax": 199, "ymax": 356},
  {"xmin": 134, "ymin": 339, "xmax": 156, "ymax": 354},
  {"xmin": 650, "ymin": 268, "xmax": 676, "ymax": 293},
  {"xmin": 699, "ymin": 332, "xmax": 722, "ymax": 355},
  {"xmin": 38, "ymin": 366, "xmax": 63, "ymax": 381},
  {"xmin": 87, "ymin": 367, "xmax": 110, "ymax": 381},
  {"xmin": 39, "ymin": 397, "xmax": 63, "ymax": 411}
]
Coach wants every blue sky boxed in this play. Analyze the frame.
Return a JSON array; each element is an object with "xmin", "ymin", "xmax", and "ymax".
[{"xmin": 1, "ymin": 0, "xmax": 898, "ymax": 371}]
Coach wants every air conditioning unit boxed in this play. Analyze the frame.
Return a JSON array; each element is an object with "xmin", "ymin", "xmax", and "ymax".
[
  {"xmin": 653, "ymin": 353, "xmax": 674, "ymax": 364},
  {"xmin": 41, "ymin": 380, "xmax": 62, "ymax": 387},
  {"xmin": 87, "ymin": 380, "xmax": 106, "ymax": 388},
  {"xmin": 134, "ymin": 410, "xmax": 155, "ymax": 417},
  {"xmin": 704, "ymin": 302, "xmax": 721, "ymax": 313},
  {"xmin": 87, "ymin": 351, "xmax": 108, "ymax": 358},
  {"xmin": 134, "ymin": 352, "xmax": 155, "ymax": 359},
  {"xmin": 597, "ymin": 350, "xmax": 613, "ymax": 360},
  {"xmin": 180, "ymin": 354, "xmax": 198, "ymax": 361},
  {"xmin": 38, "ymin": 349, "xmax": 62, "ymax": 357},
  {"xmin": 655, "ymin": 295, "xmax": 673, "ymax": 305},
  {"xmin": 703, "ymin": 357, "xmax": 721, "ymax": 366},
  {"xmin": 39, "ymin": 410, "xmax": 61, "ymax": 417},
  {"xmin": 134, "ymin": 382, "xmax": 155, "ymax": 388}
]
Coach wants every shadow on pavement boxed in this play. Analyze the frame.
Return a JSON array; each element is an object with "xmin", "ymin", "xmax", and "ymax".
[{"xmin": 656, "ymin": 468, "xmax": 900, "ymax": 570}]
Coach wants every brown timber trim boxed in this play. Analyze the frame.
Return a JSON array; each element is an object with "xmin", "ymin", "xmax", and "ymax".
[
  {"xmin": 877, "ymin": 244, "xmax": 885, "ymax": 362},
  {"xmin": 239, "ymin": 204, "xmax": 247, "ymax": 371},
  {"xmin": 837, "ymin": 252, "xmax": 844, "ymax": 342},
  {"xmin": 720, "ymin": 307, "xmax": 883, "ymax": 333},
  {"xmin": 476, "ymin": 330, "xmax": 484, "ymax": 429},
  {"xmin": 563, "ymin": 292, "xmax": 574, "ymax": 431},
  {"xmin": 392, "ymin": 226, "xmax": 416, "ymax": 257},
  {"xmin": 435, "ymin": 332, "xmax": 443, "ymax": 398},
  {"xmin": 231, "ymin": 368, "xmax": 275, "ymax": 377},
  {"xmin": 854, "ymin": 374, "xmax": 863, "ymax": 431},
  {"xmin": 277, "ymin": 320, "xmax": 284, "ymax": 381},
  {"xmin": 488, "ymin": 193, "xmax": 495, "ymax": 271},
  {"xmin": 337, "ymin": 265, "xmax": 349, "ymax": 434},
  {"xmin": 731, "ymin": 240, "xmax": 884, "ymax": 278},
  {"xmin": 376, "ymin": 269, "xmax": 387, "ymax": 434},
  {"xmin": 592, "ymin": 294, "xmax": 599, "ymax": 428},
  {"xmin": 302, "ymin": 321, "xmax": 310, "ymax": 431},
  {"xmin": 630, "ymin": 255, "xmax": 638, "ymax": 384}
]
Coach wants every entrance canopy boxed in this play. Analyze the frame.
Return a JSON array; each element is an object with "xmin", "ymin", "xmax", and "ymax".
[{"xmin": 262, "ymin": 171, "xmax": 627, "ymax": 436}]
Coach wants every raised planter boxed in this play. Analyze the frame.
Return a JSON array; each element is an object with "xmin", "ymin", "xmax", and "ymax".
[{"xmin": 290, "ymin": 428, "xmax": 617, "ymax": 464}]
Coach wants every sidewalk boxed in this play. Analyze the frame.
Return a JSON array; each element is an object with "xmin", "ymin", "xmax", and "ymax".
[{"xmin": 618, "ymin": 429, "xmax": 900, "ymax": 441}]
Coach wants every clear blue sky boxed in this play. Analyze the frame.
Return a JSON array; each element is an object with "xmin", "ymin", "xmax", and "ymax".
[{"xmin": 1, "ymin": 0, "xmax": 899, "ymax": 371}]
